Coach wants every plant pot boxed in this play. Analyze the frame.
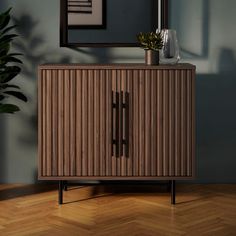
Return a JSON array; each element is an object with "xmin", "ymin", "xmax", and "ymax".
[{"xmin": 145, "ymin": 50, "xmax": 159, "ymax": 65}]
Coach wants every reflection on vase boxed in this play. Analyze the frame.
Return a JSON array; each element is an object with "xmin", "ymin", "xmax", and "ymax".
[{"xmin": 160, "ymin": 29, "xmax": 180, "ymax": 64}]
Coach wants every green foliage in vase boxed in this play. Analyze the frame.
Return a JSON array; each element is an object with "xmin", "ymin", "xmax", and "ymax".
[
  {"xmin": 137, "ymin": 31, "xmax": 163, "ymax": 51},
  {"xmin": 0, "ymin": 8, "xmax": 27, "ymax": 114}
]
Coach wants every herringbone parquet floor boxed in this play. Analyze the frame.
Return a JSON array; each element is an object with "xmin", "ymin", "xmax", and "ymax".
[{"xmin": 0, "ymin": 184, "xmax": 235, "ymax": 236}]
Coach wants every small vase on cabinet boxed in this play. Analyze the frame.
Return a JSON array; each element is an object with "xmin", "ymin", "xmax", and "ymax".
[{"xmin": 160, "ymin": 29, "xmax": 180, "ymax": 64}]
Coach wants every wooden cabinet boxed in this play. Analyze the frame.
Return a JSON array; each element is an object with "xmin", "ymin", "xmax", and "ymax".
[{"xmin": 38, "ymin": 64, "xmax": 195, "ymax": 203}]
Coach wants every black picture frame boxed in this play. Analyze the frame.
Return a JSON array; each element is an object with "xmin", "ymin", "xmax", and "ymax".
[{"xmin": 60, "ymin": 0, "xmax": 168, "ymax": 47}]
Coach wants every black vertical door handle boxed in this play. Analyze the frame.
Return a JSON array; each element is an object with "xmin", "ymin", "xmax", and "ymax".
[
  {"xmin": 125, "ymin": 92, "xmax": 129, "ymax": 157},
  {"xmin": 120, "ymin": 91, "xmax": 124, "ymax": 156},
  {"xmin": 120, "ymin": 91, "xmax": 129, "ymax": 157},
  {"xmin": 112, "ymin": 91, "xmax": 119, "ymax": 157}
]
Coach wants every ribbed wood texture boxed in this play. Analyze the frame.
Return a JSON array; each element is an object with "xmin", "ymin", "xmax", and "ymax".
[
  {"xmin": 39, "ymin": 69, "xmax": 112, "ymax": 177},
  {"xmin": 38, "ymin": 65, "xmax": 195, "ymax": 179}
]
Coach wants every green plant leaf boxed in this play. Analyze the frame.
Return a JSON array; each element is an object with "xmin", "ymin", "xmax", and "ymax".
[
  {"xmin": 0, "ymin": 66, "xmax": 21, "ymax": 83},
  {"xmin": 0, "ymin": 103, "xmax": 20, "ymax": 114},
  {"xmin": 0, "ymin": 38, "xmax": 14, "ymax": 49},
  {"xmin": 0, "ymin": 48, "xmax": 9, "ymax": 57},
  {"xmin": 137, "ymin": 31, "xmax": 163, "ymax": 51},
  {"xmin": 0, "ymin": 55, "xmax": 23, "ymax": 65},
  {"xmin": 0, "ymin": 42, "xmax": 10, "ymax": 55},
  {"xmin": 0, "ymin": 34, "xmax": 18, "ymax": 43},
  {"xmin": 0, "ymin": 84, "xmax": 20, "ymax": 90},
  {"xmin": 0, "ymin": 52, "xmax": 23, "ymax": 60},
  {"xmin": 3, "ymin": 90, "xmax": 27, "ymax": 102},
  {"xmin": 7, "ymin": 53, "xmax": 23, "ymax": 57},
  {"xmin": 0, "ymin": 12, "xmax": 10, "ymax": 31},
  {"xmin": 1, "ymin": 25, "xmax": 16, "ymax": 35},
  {"xmin": 0, "ymin": 7, "xmax": 27, "ymax": 114}
]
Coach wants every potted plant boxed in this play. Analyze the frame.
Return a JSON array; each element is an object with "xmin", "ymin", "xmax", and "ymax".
[
  {"xmin": 137, "ymin": 31, "xmax": 163, "ymax": 65},
  {"xmin": 0, "ymin": 8, "xmax": 27, "ymax": 114}
]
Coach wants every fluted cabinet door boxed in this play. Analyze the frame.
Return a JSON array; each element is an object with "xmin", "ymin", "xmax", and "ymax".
[
  {"xmin": 38, "ymin": 69, "xmax": 112, "ymax": 177},
  {"xmin": 126, "ymin": 69, "xmax": 195, "ymax": 177}
]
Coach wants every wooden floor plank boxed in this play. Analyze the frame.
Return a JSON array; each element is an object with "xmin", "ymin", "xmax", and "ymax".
[{"xmin": 0, "ymin": 184, "xmax": 235, "ymax": 235}]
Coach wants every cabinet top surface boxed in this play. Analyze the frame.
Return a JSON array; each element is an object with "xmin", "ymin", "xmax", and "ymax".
[{"xmin": 38, "ymin": 63, "xmax": 196, "ymax": 70}]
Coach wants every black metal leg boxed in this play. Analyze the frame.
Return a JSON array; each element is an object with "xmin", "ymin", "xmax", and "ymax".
[
  {"xmin": 171, "ymin": 180, "xmax": 176, "ymax": 205},
  {"xmin": 167, "ymin": 180, "xmax": 171, "ymax": 192},
  {"xmin": 59, "ymin": 180, "xmax": 63, "ymax": 205},
  {"xmin": 64, "ymin": 181, "xmax": 68, "ymax": 191}
]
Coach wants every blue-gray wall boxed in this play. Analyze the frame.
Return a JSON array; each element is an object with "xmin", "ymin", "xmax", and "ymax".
[{"xmin": 0, "ymin": 0, "xmax": 235, "ymax": 183}]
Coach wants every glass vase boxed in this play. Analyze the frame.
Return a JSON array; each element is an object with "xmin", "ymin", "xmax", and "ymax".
[{"xmin": 160, "ymin": 29, "xmax": 180, "ymax": 64}]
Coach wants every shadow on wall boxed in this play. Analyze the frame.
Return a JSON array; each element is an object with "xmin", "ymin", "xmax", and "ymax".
[
  {"xmin": 0, "ymin": 116, "xmax": 6, "ymax": 183},
  {"xmin": 170, "ymin": 0, "xmax": 210, "ymax": 59},
  {"xmin": 71, "ymin": 47, "xmax": 112, "ymax": 64},
  {"xmin": 0, "ymin": 2, "xmax": 9, "ymax": 183},
  {"xmin": 197, "ymin": 48, "xmax": 236, "ymax": 183}
]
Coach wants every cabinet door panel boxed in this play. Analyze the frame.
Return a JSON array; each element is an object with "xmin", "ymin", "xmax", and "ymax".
[
  {"xmin": 39, "ymin": 69, "xmax": 112, "ymax": 177},
  {"xmin": 117, "ymin": 69, "xmax": 157, "ymax": 177},
  {"xmin": 120, "ymin": 69, "xmax": 195, "ymax": 177}
]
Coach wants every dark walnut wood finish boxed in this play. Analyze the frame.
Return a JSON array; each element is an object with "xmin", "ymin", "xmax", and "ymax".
[{"xmin": 38, "ymin": 63, "xmax": 195, "ymax": 182}]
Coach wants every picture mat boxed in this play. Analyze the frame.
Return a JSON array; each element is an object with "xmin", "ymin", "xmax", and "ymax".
[{"xmin": 68, "ymin": 0, "xmax": 103, "ymax": 26}]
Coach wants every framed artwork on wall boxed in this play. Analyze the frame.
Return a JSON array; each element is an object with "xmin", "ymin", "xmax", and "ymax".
[
  {"xmin": 60, "ymin": 0, "xmax": 169, "ymax": 47},
  {"xmin": 67, "ymin": 0, "xmax": 106, "ymax": 29}
]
